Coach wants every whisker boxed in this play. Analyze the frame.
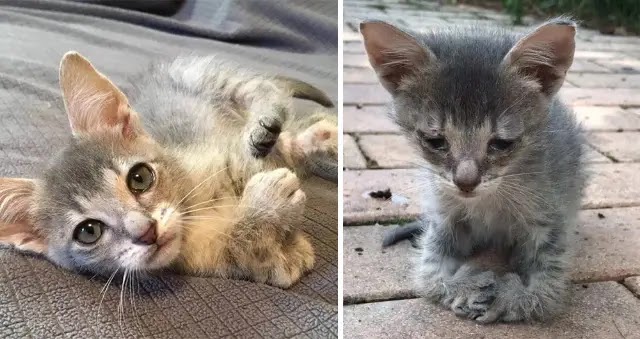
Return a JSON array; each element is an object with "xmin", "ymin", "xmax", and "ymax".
[{"xmin": 175, "ymin": 167, "xmax": 229, "ymax": 207}]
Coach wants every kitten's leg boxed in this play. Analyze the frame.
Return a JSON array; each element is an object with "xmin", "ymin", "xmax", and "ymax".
[
  {"xmin": 417, "ymin": 222, "xmax": 497, "ymax": 319},
  {"xmin": 274, "ymin": 113, "xmax": 338, "ymax": 168},
  {"xmin": 226, "ymin": 168, "xmax": 314, "ymax": 288},
  {"xmin": 475, "ymin": 226, "xmax": 569, "ymax": 323}
]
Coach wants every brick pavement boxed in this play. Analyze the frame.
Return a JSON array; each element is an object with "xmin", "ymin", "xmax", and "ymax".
[{"xmin": 342, "ymin": 0, "xmax": 640, "ymax": 337}]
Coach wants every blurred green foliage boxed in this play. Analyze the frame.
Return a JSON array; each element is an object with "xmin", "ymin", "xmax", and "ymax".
[{"xmin": 503, "ymin": 0, "xmax": 640, "ymax": 33}]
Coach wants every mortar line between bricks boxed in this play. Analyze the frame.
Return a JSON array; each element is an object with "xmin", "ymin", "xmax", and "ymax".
[
  {"xmin": 618, "ymin": 280, "xmax": 640, "ymax": 300},
  {"xmin": 344, "ymin": 295, "xmax": 421, "ymax": 306},
  {"xmin": 351, "ymin": 134, "xmax": 380, "ymax": 169}
]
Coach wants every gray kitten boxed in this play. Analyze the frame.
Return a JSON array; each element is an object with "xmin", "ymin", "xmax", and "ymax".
[
  {"xmin": 0, "ymin": 52, "xmax": 337, "ymax": 288},
  {"xmin": 361, "ymin": 18, "xmax": 584, "ymax": 323}
]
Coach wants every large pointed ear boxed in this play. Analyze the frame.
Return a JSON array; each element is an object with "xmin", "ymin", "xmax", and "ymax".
[
  {"xmin": 360, "ymin": 21, "xmax": 436, "ymax": 94},
  {"xmin": 0, "ymin": 178, "xmax": 47, "ymax": 254},
  {"xmin": 59, "ymin": 51, "xmax": 143, "ymax": 139},
  {"xmin": 501, "ymin": 18, "xmax": 576, "ymax": 97}
]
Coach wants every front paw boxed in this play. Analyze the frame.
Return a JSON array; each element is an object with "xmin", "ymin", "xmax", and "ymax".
[
  {"xmin": 244, "ymin": 168, "xmax": 306, "ymax": 218},
  {"xmin": 447, "ymin": 271, "xmax": 497, "ymax": 320}
]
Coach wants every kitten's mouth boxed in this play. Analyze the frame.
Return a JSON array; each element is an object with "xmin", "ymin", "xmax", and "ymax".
[
  {"xmin": 457, "ymin": 191, "xmax": 477, "ymax": 198},
  {"xmin": 146, "ymin": 234, "xmax": 179, "ymax": 268}
]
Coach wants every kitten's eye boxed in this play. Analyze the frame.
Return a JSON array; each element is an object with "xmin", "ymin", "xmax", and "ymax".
[
  {"xmin": 425, "ymin": 138, "xmax": 449, "ymax": 151},
  {"xmin": 488, "ymin": 138, "xmax": 515, "ymax": 152},
  {"xmin": 127, "ymin": 163, "xmax": 155, "ymax": 194},
  {"xmin": 73, "ymin": 219, "xmax": 104, "ymax": 245}
]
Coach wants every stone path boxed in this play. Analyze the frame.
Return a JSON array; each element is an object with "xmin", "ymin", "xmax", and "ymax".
[{"xmin": 342, "ymin": 0, "xmax": 640, "ymax": 337}]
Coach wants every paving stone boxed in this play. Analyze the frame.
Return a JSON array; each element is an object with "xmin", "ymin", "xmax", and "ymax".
[
  {"xmin": 358, "ymin": 134, "xmax": 416, "ymax": 168},
  {"xmin": 344, "ymin": 134, "xmax": 367, "ymax": 169},
  {"xmin": 343, "ymin": 169, "xmax": 421, "ymax": 225},
  {"xmin": 344, "ymin": 84, "xmax": 391, "ymax": 105},
  {"xmin": 344, "ymin": 54, "xmax": 370, "ymax": 68},
  {"xmin": 344, "ymin": 282, "xmax": 640, "ymax": 339},
  {"xmin": 343, "ymin": 224, "xmax": 415, "ymax": 303},
  {"xmin": 587, "ymin": 132, "xmax": 640, "ymax": 162},
  {"xmin": 569, "ymin": 59, "xmax": 611, "ymax": 73},
  {"xmin": 578, "ymin": 41, "xmax": 640, "ymax": 53},
  {"xmin": 573, "ymin": 51, "xmax": 623, "ymax": 59},
  {"xmin": 343, "ymin": 106, "xmax": 399, "ymax": 133},
  {"xmin": 344, "ymin": 67, "xmax": 378, "ymax": 83},
  {"xmin": 574, "ymin": 207, "xmax": 640, "ymax": 282},
  {"xmin": 344, "ymin": 41, "xmax": 364, "ymax": 54},
  {"xmin": 593, "ymin": 57, "xmax": 640, "ymax": 73},
  {"xmin": 583, "ymin": 163, "xmax": 640, "ymax": 208},
  {"xmin": 567, "ymin": 73, "xmax": 640, "ymax": 88},
  {"xmin": 343, "ymin": 29, "xmax": 362, "ymax": 42},
  {"xmin": 623, "ymin": 276, "xmax": 640, "ymax": 297},
  {"xmin": 561, "ymin": 88, "xmax": 640, "ymax": 106},
  {"xmin": 573, "ymin": 106, "xmax": 640, "ymax": 131}
]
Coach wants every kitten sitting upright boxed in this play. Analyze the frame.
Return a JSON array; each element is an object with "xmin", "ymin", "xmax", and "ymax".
[
  {"xmin": 361, "ymin": 18, "xmax": 584, "ymax": 323},
  {"xmin": 0, "ymin": 52, "xmax": 337, "ymax": 288}
]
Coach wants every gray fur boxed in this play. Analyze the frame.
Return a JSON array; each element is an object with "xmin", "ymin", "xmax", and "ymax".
[{"xmin": 363, "ymin": 19, "xmax": 584, "ymax": 323}]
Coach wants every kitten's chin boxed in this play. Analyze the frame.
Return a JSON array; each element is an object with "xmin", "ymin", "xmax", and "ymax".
[{"xmin": 144, "ymin": 235, "xmax": 181, "ymax": 270}]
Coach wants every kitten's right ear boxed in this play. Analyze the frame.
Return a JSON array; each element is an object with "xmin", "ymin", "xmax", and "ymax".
[
  {"xmin": 0, "ymin": 178, "xmax": 47, "ymax": 254},
  {"xmin": 59, "ymin": 51, "xmax": 144, "ymax": 139},
  {"xmin": 360, "ymin": 21, "xmax": 436, "ymax": 94}
]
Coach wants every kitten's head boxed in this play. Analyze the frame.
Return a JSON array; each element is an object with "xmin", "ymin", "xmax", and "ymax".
[
  {"xmin": 0, "ymin": 52, "xmax": 191, "ymax": 275},
  {"xmin": 361, "ymin": 18, "xmax": 576, "ymax": 199}
]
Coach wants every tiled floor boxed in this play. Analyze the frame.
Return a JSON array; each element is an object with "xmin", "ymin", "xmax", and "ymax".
[{"xmin": 342, "ymin": 0, "xmax": 640, "ymax": 337}]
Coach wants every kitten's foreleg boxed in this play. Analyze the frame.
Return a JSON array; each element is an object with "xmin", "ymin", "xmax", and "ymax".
[
  {"xmin": 476, "ymin": 226, "xmax": 569, "ymax": 323},
  {"xmin": 226, "ymin": 168, "xmax": 314, "ymax": 288},
  {"xmin": 417, "ymin": 223, "xmax": 497, "ymax": 318}
]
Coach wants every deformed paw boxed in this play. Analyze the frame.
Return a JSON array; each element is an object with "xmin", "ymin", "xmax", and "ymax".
[{"xmin": 248, "ymin": 115, "xmax": 283, "ymax": 158}]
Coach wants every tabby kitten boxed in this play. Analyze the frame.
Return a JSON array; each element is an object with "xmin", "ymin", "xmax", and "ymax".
[
  {"xmin": 361, "ymin": 18, "xmax": 584, "ymax": 323},
  {"xmin": 0, "ymin": 52, "xmax": 337, "ymax": 288}
]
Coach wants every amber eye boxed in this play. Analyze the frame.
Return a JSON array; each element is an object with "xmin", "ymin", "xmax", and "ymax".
[
  {"xmin": 127, "ymin": 163, "xmax": 155, "ymax": 194},
  {"xmin": 488, "ymin": 139, "xmax": 515, "ymax": 152},
  {"xmin": 73, "ymin": 219, "xmax": 104, "ymax": 245}
]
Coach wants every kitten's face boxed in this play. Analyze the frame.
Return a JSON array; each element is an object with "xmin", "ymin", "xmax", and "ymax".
[
  {"xmin": 35, "ymin": 134, "xmax": 190, "ymax": 275},
  {"xmin": 395, "ymin": 70, "xmax": 546, "ymax": 199}
]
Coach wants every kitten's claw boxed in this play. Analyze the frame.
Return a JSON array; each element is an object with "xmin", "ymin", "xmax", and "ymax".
[
  {"xmin": 447, "ymin": 270, "xmax": 497, "ymax": 320},
  {"xmin": 249, "ymin": 115, "xmax": 283, "ymax": 158},
  {"xmin": 244, "ymin": 168, "xmax": 306, "ymax": 219}
]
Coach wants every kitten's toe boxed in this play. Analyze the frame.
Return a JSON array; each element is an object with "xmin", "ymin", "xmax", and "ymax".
[{"xmin": 249, "ymin": 116, "xmax": 282, "ymax": 158}]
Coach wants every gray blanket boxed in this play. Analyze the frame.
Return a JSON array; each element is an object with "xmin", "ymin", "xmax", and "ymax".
[{"xmin": 0, "ymin": 0, "xmax": 338, "ymax": 337}]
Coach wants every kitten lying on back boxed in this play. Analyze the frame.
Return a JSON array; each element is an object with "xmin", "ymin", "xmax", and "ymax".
[
  {"xmin": 0, "ymin": 52, "xmax": 337, "ymax": 288},
  {"xmin": 361, "ymin": 18, "xmax": 584, "ymax": 322}
]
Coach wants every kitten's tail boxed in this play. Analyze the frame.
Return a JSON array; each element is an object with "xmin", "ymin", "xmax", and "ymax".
[
  {"xmin": 382, "ymin": 222, "xmax": 424, "ymax": 247},
  {"xmin": 274, "ymin": 76, "xmax": 334, "ymax": 108}
]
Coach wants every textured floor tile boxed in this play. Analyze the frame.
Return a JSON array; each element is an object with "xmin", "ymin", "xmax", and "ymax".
[
  {"xmin": 561, "ymin": 88, "xmax": 640, "ymax": 106},
  {"xmin": 567, "ymin": 73, "xmax": 640, "ymax": 88},
  {"xmin": 344, "ymin": 282, "xmax": 640, "ymax": 339}
]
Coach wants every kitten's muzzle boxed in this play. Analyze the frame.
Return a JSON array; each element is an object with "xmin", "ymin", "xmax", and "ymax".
[
  {"xmin": 454, "ymin": 160, "xmax": 481, "ymax": 194},
  {"xmin": 134, "ymin": 220, "xmax": 158, "ymax": 245}
]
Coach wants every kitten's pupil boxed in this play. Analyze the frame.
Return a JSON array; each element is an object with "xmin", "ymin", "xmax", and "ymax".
[
  {"xmin": 488, "ymin": 139, "xmax": 514, "ymax": 152},
  {"xmin": 417, "ymin": 130, "xmax": 449, "ymax": 152},
  {"xmin": 73, "ymin": 220, "xmax": 103, "ymax": 244},
  {"xmin": 127, "ymin": 163, "xmax": 155, "ymax": 194}
]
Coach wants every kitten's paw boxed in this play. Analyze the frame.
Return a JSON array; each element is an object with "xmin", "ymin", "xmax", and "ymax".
[
  {"xmin": 474, "ymin": 273, "xmax": 529, "ymax": 324},
  {"xmin": 448, "ymin": 271, "xmax": 497, "ymax": 319},
  {"xmin": 244, "ymin": 168, "xmax": 306, "ymax": 217},
  {"xmin": 267, "ymin": 232, "xmax": 315, "ymax": 288},
  {"xmin": 297, "ymin": 119, "xmax": 337, "ymax": 159},
  {"xmin": 248, "ymin": 114, "xmax": 283, "ymax": 158}
]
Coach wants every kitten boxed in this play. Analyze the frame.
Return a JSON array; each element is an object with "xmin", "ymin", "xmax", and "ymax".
[
  {"xmin": 0, "ymin": 52, "xmax": 337, "ymax": 288},
  {"xmin": 361, "ymin": 18, "xmax": 584, "ymax": 323}
]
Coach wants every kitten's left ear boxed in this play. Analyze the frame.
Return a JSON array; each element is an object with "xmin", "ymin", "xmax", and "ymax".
[
  {"xmin": 0, "ymin": 178, "xmax": 47, "ymax": 254},
  {"xmin": 59, "ymin": 51, "xmax": 143, "ymax": 139},
  {"xmin": 501, "ymin": 18, "xmax": 576, "ymax": 96}
]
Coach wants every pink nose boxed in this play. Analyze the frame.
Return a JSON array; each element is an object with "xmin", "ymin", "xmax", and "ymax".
[{"xmin": 135, "ymin": 220, "xmax": 157, "ymax": 245}]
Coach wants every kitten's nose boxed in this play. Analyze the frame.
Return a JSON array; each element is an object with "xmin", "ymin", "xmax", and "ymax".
[
  {"xmin": 135, "ymin": 220, "xmax": 157, "ymax": 245},
  {"xmin": 454, "ymin": 160, "xmax": 480, "ymax": 193}
]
